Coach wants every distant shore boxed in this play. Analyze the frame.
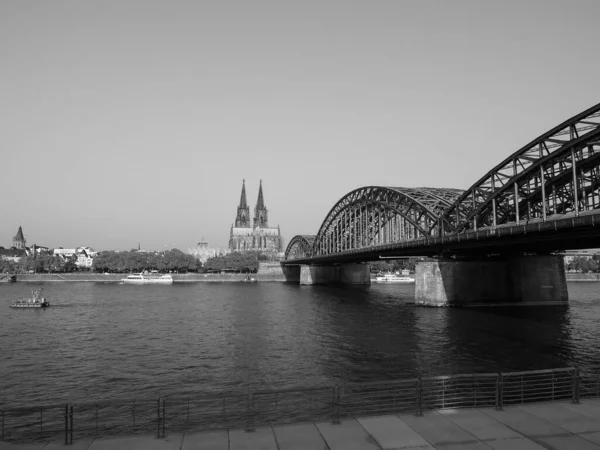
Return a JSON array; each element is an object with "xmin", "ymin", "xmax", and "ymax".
[
  {"xmin": 8, "ymin": 272, "xmax": 287, "ymax": 283},
  {"xmin": 4, "ymin": 272, "xmax": 597, "ymax": 283}
]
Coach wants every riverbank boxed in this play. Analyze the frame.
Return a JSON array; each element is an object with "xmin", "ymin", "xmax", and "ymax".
[
  {"xmin": 566, "ymin": 272, "xmax": 600, "ymax": 281},
  {"xmin": 6, "ymin": 271, "xmax": 597, "ymax": 283},
  {"xmin": 8, "ymin": 272, "xmax": 286, "ymax": 283}
]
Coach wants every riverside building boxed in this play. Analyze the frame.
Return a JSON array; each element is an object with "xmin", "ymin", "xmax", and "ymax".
[
  {"xmin": 188, "ymin": 239, "xmax": 230, "ymax": 264},
  {"xmin": 229, "ymin": 180, "xmax": 282, "ymax": 255}
]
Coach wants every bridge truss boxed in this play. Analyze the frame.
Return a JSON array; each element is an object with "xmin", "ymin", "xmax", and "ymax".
[
  {"xmin": 305, "ymin": 187, "xmax": 462, "ymax": 258},
  {"xmin": 443, "ymin": 102, "xmax": 600, "ymax": 233},
  {"xmin": 285, "ymin": 235, "xmax": 316, "ymax": 260}
]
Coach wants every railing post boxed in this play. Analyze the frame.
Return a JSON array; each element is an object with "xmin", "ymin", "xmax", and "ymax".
[
  {"xmin": 245, "ymin": 393, "xmax": 255, "ymax": 432},
  {"xmin": 572, "ymin": 368, "xmax": 580, "ymax": 404},
  {"xmin": 415, "ymin": 378, "xmax": 423, "ymax": 417},
  {"xmin": 132, "ymin": 400, "xmax": 136, "ymax": 433},
  {"xmin": 40, "ymin": 407, "xmax": 43, "ymax": 437},
  {"xmin": 162, "ymin": 399, "xmax": 166, "ymax": 438},
  {"xmin": 69, "ymin": 405, "xmax": 73, "ymax": 444},
  {"xmin": 1, "ymin": 410, "xmax": 4, "ymax": 441},
  {"xmin": 332, "ymin": 385, "xmax": 340, "ymax": 424},
  {"xmin": 495, "ymin": 373, "xmax": 504, "ymax": 411},
  {"xmin": 64, "ymin": 404, "xmax": 69, "ymax": 445},
  {"xmin": 442, "ymin": 379, "xmax": 445, "ymax": 409},
  {"xmin": 156, "ymin": 399, "xmax": 161, "ymax": 438},
  {"xmin": 95, "ymin": 405, "xmax": 98, "ymax": 435}
]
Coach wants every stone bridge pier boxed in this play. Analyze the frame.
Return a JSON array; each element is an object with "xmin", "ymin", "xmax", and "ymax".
[
  {"xmin": 414, "ymin": 254, "xmax": 568, "ymax": 306},
  {"xmin": 281, "ymin": 263, "xmax": 371, "ymax": 285}
]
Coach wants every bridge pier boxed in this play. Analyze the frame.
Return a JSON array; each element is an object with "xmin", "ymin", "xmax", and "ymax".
[
  {"xmin": 414, "ymin": 254, "xmax": 568, "ymax": 307},
  {"xmin": 282, "ymin": 265, "xmax": 301, "ymax": 283},
  {"xmin": 298, "ymin": 263, "xmax": 371, "ymax": 286}
]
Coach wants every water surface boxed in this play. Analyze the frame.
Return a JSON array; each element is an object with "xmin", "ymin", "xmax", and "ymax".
[{"xmin": 1, "ymin": 281, "xmax": 599, "ymax": 408}]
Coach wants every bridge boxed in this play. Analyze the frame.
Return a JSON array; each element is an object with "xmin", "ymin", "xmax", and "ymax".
[{"xmin": 282, "ymin": 102, "xmax": 600, "ymax": 306}]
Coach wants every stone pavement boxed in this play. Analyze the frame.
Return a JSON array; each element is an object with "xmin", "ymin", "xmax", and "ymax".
[{"xmin": 2, "ymin": 398, "xmax": 600, "ymax": 449}]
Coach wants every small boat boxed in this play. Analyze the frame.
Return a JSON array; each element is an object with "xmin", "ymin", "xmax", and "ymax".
[
  {"xmin": 122, "ymin": 271, "xmax": 174, "ymax": 285},
  {"xmin": 374, "ymin": 271, "xmax": 415, "ymax": 284},
  {"xmin": 11, "ymin": 288, "xmax": 50, "ymax": 308},
  {"xmin": 243, "ymin": 276, "xmax": 256, "ymax": 282}
]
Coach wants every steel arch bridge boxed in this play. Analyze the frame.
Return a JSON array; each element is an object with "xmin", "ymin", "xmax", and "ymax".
[{"xmin": 284, "ymin": 102, "xmax": 600, "ymax": 264}]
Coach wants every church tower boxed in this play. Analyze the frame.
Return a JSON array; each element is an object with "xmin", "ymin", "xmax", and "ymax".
[
  {"xmin": 13, "ymin": 226, "xmax": 26, "ymax": 249},
  {"xmin": 253, "ymin": 179, "xmax": 268, "ymax": 228},
  {"xmin": 234, "ymin": 179, "xmax": 250, "ymax": 227}
]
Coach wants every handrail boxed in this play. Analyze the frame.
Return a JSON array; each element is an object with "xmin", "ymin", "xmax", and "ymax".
[{"xmin": 1, "ymin": 365, "xmax": 599, "ymax": 444}]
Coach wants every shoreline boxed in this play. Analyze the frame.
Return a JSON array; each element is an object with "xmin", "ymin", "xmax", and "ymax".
[
  {"xmin": 6, "ymin": 273, "xmax": 287, "ymax": 283},
  {"xmin": 3, "ymin": 273, "xmax": 597, "ymax": 283}
]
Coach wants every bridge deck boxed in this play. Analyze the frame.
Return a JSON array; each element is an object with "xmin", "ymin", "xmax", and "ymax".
[
  {"xmin": 285, "ymin": 210, "xmax": 600, "ymax": 265},
  {"xmin": 11, "ymin": 398, "xmax": 600, "ymax": 449}
]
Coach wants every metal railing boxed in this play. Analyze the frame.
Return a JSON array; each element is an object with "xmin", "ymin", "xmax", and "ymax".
[{"xmin": 1, "ymin": 366, "xmax": 599, "ymax": 444}]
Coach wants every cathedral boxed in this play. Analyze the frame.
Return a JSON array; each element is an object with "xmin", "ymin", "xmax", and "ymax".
[{"xmin": 229, "ymin": 180, "xmax": 282, "ymax": 254}]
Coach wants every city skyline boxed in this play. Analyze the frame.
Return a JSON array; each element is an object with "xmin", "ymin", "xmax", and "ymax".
[{"xmin": 1, "ymin": 1, "xmax": 599, "ymax": 250}]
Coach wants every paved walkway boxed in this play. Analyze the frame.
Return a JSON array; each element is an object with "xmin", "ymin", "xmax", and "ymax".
[{"xmin": 2, "ymin": 398, "xmax": 600, "ymax": 449}]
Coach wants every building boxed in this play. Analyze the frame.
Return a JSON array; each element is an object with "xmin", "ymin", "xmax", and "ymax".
[
  {"xmin": 53, "ymin": 247, "xmax": 97, "ymax": 268},
  {"xmin": 188, "ymin": 239, "xmax": 230, "ymax": 264},
  {"xmin": 229, "ymin": 180, "xmax": 282, "ymax": 255},
  {"xmin": 0, "ymin": 247, "xmax": 26, "ymax": 262},
  {"xmin": 13, "ymin": 226, "xmax": 26, "ymax": 249}
]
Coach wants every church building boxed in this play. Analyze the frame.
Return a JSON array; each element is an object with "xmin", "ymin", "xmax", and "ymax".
[
  {"xmin": 13, "ymin": 226, "xmax": 26, "ymax": 249},
  {"xmin": 229, "ymin": 180, "xmax": 282, "ymax": 254}
]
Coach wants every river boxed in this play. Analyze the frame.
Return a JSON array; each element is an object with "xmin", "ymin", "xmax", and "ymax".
[{"xmin": 1, "ymin": 281, "xmax": 599, "ymax": 409}]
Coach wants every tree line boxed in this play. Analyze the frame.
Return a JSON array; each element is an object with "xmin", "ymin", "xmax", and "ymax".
[
  {"xmin": 0, "ymin": 253, "xmax": 78, "ymax": 274},
  {"xmin": 93, "ymin": 249, "xmax": 200, "ymax": 273},
  {"xmin": 4, "ymin": 251, "xmax": 596, "ymax": 274},
  {"xmin": 566, "ymin": 256, "xmax": 599, "ymax": 273},
  {"xmin": 369, "ymin": 259, "xmax": 416, "ymax": 273},
  {"xmin": 203, "ymin": 251, "xmax": 271, "ymax": 273}
]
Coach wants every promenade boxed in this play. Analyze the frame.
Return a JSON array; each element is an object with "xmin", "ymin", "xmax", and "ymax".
[{"xmin": 2, "ymin": 398, "xmax": 600, "ymax": 450}]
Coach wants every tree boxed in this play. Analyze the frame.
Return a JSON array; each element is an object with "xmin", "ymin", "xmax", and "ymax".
[
  {"xmin": 63, "ymin": 255, "xmax": 78, "ymax": 272},
  {"xmin": 567, "ymin": 256, "xmax": 598, "ymax": 273},
  {"xmin": 204, "ymin": 251, "xmax": 260, "ymax": 273}
]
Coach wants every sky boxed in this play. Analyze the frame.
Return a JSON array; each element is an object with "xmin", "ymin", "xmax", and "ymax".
[{"xmin": 1, "ymin": 0, "xmax": 599, "ymax": 251}]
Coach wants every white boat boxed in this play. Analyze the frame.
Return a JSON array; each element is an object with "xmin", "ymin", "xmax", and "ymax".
[
  {"xmin": 122, "ymin": 271, "xmax": 173, "ymax": 285},
  {"xmin": 11, "ymin": 288, "xmax": 50, "ymax": 308},
  {"xmin": 374, "ymin": 271, "xmax": 415, "ymax": 284}
]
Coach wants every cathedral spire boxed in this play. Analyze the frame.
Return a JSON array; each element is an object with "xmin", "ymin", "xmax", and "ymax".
[
  {"xmin": 235, "ymin": 180, "xmax": 250, "ymax": 227},
  {"xmin": 239, "ymin": 179, "xmax": 248, "ymax": 209},
  {"xmin": 254, "ymin": 179, "xmax": 268, "ymax": 228},
  {"xmin": 256, "ymin": 179, "xmax": 265, "ymax": 210}
]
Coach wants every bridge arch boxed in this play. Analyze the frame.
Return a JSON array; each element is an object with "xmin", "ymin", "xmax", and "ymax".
[
  {"xmin": 284, "ymin": 235, "xmax": 316, "ymax": 260},
  {"xmin": 443, "ymin": 102, "xmax": 600, "ymax": 232},
  {"xmin": 311, "ymin": 186, "xmax": 462, "ymax": 257}
]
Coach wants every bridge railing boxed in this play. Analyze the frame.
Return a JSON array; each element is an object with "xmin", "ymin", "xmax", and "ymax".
[{"xmin": 2, "ymin": 366, "xmax": 599, "ymax": 444}]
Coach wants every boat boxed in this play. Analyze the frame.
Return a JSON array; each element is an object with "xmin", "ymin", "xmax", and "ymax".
[
  {"xmin": 121, "ymin": 271, "xmax": 174, "ymax": 285},
  {"xmin": 10, "ymin": 288, "xmax": 50, "ymax": 308},
  {"xmin": 374, "ymin": 271, "xmax": 415, "ymax": 284},
  {"xmin": 242, "ymin": 276, "xmax": 256, "ymax": 282}
]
